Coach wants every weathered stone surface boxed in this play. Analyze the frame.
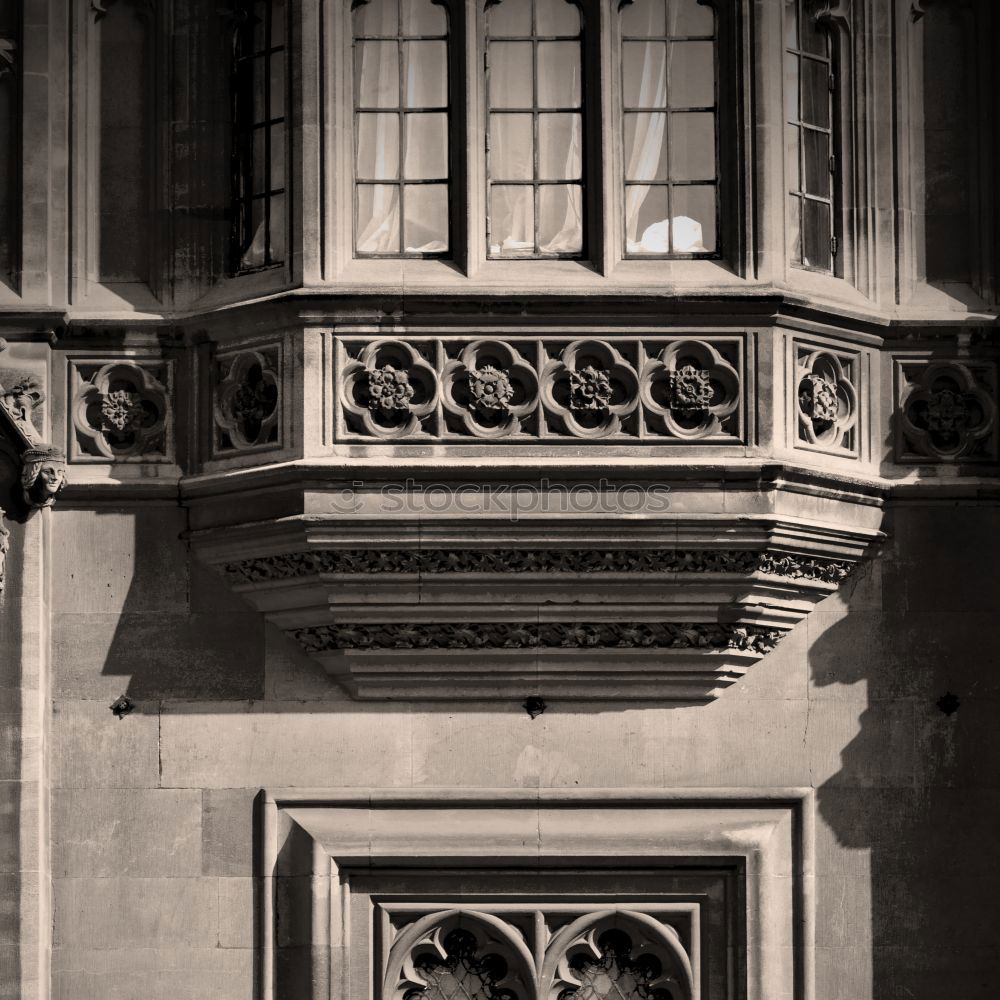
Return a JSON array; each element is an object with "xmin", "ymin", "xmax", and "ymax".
[
  {"xmin": 53, "ymin": 878, "xmax": 219, "ymax": 950},
  {"xmin": 51, "ymin": 700, "xmax": 159, "ymax": 789},
  {"xmin": 52, "ymin": 789, "xmax": 202, "ymax": 877},
  {"xmin": 201, "ymin": 789, "xmax": 257, "ymax": 877},
  {"xmin": 51, "ymin": 946, "xmax": 254, "ymax": 1000}
]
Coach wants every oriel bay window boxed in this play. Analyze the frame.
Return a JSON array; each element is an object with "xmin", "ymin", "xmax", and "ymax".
[
  {"xmin": 784, "ymin": 0, "xmax": 836, "ymax": 273},
  {"xmin": 318, "ymin": 0, "xmax": 741, "ymax": 269},
  {"xmin": 620, "ymin": 0, "xmax": 718, "ymax": 257},
  {"xmin": 353, "ymin": 0, "xmax": 452, "ymax": 256}
]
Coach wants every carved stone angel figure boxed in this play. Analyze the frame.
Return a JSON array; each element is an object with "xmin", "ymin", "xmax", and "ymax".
[{"xmin": 21, "ymin": 445, "xmax": 67, "ymax": 510}]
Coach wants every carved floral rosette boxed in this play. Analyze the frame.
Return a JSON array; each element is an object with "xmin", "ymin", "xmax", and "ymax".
[
  {"xmin": 214, "ymin": 347, "xmax": 281, "ymax": 453},
  {"xmin": 896, "ymin": 359, "xmax": 998, "ymax": 462},
  {"xmin": 641, "ymin": 340, "xmax": 740, "ymax": 439},
  {"xmin": 541, "ymin": 340, "xmax": 639, "ymax": 438},
  {"xmin": 442, "ymin": 340, "xmax": 538, "ymax": 438},
  {"xmin": 71, "ymin": 360, "xmax": 172, "ymax": 462},
  {"xmin": 794, "ymin": 348, "xmax": 858, "ymax": 455},
  {"xmin": 342, "ymin": 340, "xmax": 438, "ymax": 438}
]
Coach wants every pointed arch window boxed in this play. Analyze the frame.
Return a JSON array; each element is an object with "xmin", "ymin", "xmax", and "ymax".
[
  {"xmin": 619, "ymin": 0, "xmax": 718, "ymax": 258},
  {"xmin": 485, "ymin": 0, "xmax": 586, "ymax": 259},
  {"xmin": 352, "ymin": 0, "xmax": 452, "ymax": 257},
  {"xmin": 784, "ymin": 0, "xmax": 836, "ymax": 273}
]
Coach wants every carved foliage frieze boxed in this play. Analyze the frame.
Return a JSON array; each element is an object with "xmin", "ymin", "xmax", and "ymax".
[
  {"xmin": 70, "ymin": 359, "xmax": 173, "ymax": 462},
  {"xmin": 895, "ymin": 358, "xmax": 998, "ymax": 463},
  {"xmin": 792, "ymin": 342, "xmax": 861, "ymax": 459},
  {"xmin": 336, "ymin": 337, "xmax": 745, "ymax": 443},
  {"xmin": 222, "ymin": 547, "xmax": 853, "ymax": 585},
  {"xmin": 293, "ymin": 621, "xmax": 783, "ymax": 655},
  {"xmin": 213, "ymin": 345, "xmax": 282, "ymax": 455}
]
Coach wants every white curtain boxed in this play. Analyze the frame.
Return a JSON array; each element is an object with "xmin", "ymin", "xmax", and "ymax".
[{"xmin": 623, "ymin": 2, "xmax": 705, "ymax": 254}]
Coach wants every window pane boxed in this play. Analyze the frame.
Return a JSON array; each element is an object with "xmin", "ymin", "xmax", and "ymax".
[
  {"xmin": 489, "ymin": 42, "xmax": 533, "ymax": 107},
  {"xmin": 624, "ymin": 113, "xmax": 667, "ymax": 181},
  {"xmin": 490, "ymin": 185, "xmax": 535, "ymax": 255},
  {"xmin": 802, "ymin": 197, "xmax": 832, "ymax": 269},
  {"xmin": 667, "ymin": 0, "xmax": 714, "ymax": 37},
  {"xmin": 672, "ymin": 184, "xmax": 715, "ymax": 252},
  {"xmin": 802, "ymin": 127, "xmax": 829, "ymax": 197},
  {"xmin": 537, "ymin": 0, "xmax": 581, "ymax": 36},
  {"xmin": 356, "ymin": 41, "xmax": 399, "ymax": 107},
  {"xmin": 784, "ymin": 52, "xmax": 799, "ymax": 121},
  {"xmin": 270, "ymin": 122, "xmax": 285, "ymax": 188},
  {"xmin": 621, "ymin": 0, "xmax": 665, "ymax": 38},
  {"xmin": 801, "ymin": 16, "xmax": 829, "ymax": 57},
  {"xmin": 539, "ymin": 185, "xmax": 583, "ymax": 253},
  {"xmin": 269, "ymin": 192, "xmax": 286, "ymax": 261},
  {"xmin": 401, "ymin": 0, "xmax": 446, "ymax": 36},
  {"xmin": 404, "ymin": 41, "xmax": 447, "ymax": 107},
  {"xmin": 539, "ymin": 113, "xmax": 581, "ymax": 180},
  {"xmin": 353, "ymin": 0, "xmax": 397, "ymax": 36},
  {"xmin": 271, "ymin": 0, "xmax": 286, "ymax": 46},
  {"xmin": 253, "ymin": 55, "xmax": 267, "ymax": 121},
  {"xmin": 252, "ymin": 128, "xmax": 268, "ymax": 194},
  {"xmin": 491, "ymin": 114, "xmax": 534, "ymax": 180},
  {"xmin": 404, "ymin": 184, "xmax": 448, "ymax": 252},
  {"xmin": 489, "ymin": 0, "xmax": 532, "ymax": 37},
  {"xmin": 269, "ymin": 52, "xmax": 285, "ymax": 118},
  {"xmin": 801, "ymin": 58, "xmax": 830, "ymax": 128},
  {"xmin": 786, "ymin": 124, "xmax": 800, "ymax": 192},
  {"xmin": 669, "ymin": 40, "xmax": 714, "ymax": 108},
  {"xmin": 788, "ymin": 194, "xmax": 802, "ymax": 262},
  {"xmin": 242, "ymin": 198, "xmax": 267, "ymax": 268},
  {"xmin": 357, "ymin": 113, "xmax": 400, "ymax": 179},
  {"xmin": 625, "ymin": 185, "xmax": 669, "ymax": 251},
  {"xmin": 357, "ymin": 184, "xmax": 401, "ymax": 253},
  {"xmin": 669, "ymin": 111, "xmax": 715, "ymax": 181},
  {"xmin": 253, "ymin": 0, "xmax": 269, "ymax": 51},
  {"xmin": 623, "ymin": 42, "xmax": 666, "ymax": 108},
  {"xmin": 404, "ymin": 113, "xmax": 448, "ymax": 179},
  {"xmin": 537, "ymin": 42, "xmax": 580, "ymax": 107}
]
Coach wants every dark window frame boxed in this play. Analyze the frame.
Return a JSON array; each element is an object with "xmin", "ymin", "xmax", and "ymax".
[
  {"xmin": 618, "ymin": 0, "xmax": 722, "ymax": 261},
  {"xmin": 231, "ymin": 0, "xmax": 288, "ymax": 274},
  {"xmin": 784, "ymin": 0, "xmax": 838, "ymax": 275}
]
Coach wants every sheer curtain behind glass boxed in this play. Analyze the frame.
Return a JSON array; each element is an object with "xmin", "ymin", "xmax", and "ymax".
[
  {"xmin": 353, "ymin": 0, "xmax": 450, "ymax": 256},
  {"xmin": 487, "ymin": 0, "xmax": 584, "ymax": 258},
  {"xmin": 620, "ymin": 0, "xmax": 717, "ymax": 256}
]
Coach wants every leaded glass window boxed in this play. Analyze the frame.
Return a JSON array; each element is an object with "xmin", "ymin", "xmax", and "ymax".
[
  {"xmin": 486, "ymin": 0, "xmax": 585, "ymax": 259},
  {"xmin": 232, "ymin": 0, "xmax": 287, "ymax": 272},
  {"xmin": 353, "ymin": 0, "xmax": 451, "ymax": 257},
  {"xmin": 620, "ymin": 0, "xmax": 718, "ymax": 257},
  {"xmin": 784, "ymin": 0, "xmax": 835, "ymax": 272}
]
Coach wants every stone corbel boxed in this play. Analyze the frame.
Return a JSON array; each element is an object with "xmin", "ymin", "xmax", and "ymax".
[
  {"xmin": 0, "ymin": 344, "xmax": 67, "ymax": 593},
  {"xmin": 812, "ymin": 0, "xmax": 852, "ymax": 31},
  {"xmin": 911, "ymin": 0, "xmax": 936, "ymax": 21}
]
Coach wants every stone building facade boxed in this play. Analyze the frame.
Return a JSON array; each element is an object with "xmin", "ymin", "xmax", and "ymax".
[{"xmin": 0, "ymin": 1, "xmax": 998, "ymax": 998}]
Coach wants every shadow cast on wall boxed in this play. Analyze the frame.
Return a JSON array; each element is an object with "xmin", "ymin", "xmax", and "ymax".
[{"xmin": 811, "ymin": 501, "xmax": 1000, "ymax": 999}]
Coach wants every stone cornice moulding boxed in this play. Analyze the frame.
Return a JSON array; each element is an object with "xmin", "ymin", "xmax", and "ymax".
[{"xmin": 192, "ymin": 476, "xmax": 884, "ymax": 701}]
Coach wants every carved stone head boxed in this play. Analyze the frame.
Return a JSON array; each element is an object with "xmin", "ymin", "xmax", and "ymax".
[{"xmin": 21, "ymin": 445, "xmax": 67, "ymax": 510}]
